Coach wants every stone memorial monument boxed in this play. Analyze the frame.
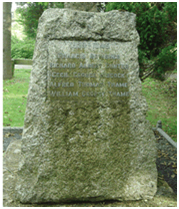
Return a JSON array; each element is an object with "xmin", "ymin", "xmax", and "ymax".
[{"xmin": 15, "ymin": 7, "xmax": 157, "ymax": 203}]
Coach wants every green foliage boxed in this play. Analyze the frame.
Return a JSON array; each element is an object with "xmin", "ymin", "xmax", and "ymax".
[
  {"xmin": 11, "ymin": 35, "xmax": 35, "ymax": 59},
  {"xmin": 16, "ymin": 2, "xmax": 64, "ymax": 39},
  {"xmin": 105, "ymin": 2, "xmax": 177, "ymax": 80},
  {"xmin": 163, "ymin": 2, "xmax": 177, "ymax": 22},
  {"xmin": 154, "ymin": 45, "xmax": 177, "ymax": 80}
]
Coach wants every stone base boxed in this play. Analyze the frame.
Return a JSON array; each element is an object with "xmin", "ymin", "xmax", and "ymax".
[{"xmin": 3, "ymin": 140, "xmax": 176, "ymax": 207}]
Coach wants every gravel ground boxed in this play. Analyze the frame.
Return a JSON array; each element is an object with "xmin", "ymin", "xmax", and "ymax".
[{"xmin": 3, "ymin": 129, "xmax": 177, "ymax": 194}]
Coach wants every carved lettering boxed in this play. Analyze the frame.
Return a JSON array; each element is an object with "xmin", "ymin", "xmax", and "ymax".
[
  {"xmin": 50, "ymin": 63, "xmax": 76, "ymax": 68},
  {"xmin": 92, "ymin": 43, "xmax": 109, "ymax": 49},
  {"xmin": 70, "ymin": 42, "xmax": 110, "ymax": 49},
  {"xmin": 78, "ymin": 81, "xmax": 103, "ymax": 88},
  {"xmin": 50, "ymin": 82, "xmax": 74, "ymax": 88},
  {"xmin": 51, "ymin": 91, "xmax": 78, "ymax": 97},
  {"xmin": 73, "ymin": 72, "xmax": 96, "ymax": 78},
  {"xmin": 82, "ymin": 91, "xmax": 97, "ymax": 97},
  {"xmin": 79, "ymin": 63, "xmax": 102, "ymax": 69},
  {"xmin": 71, "ymin": 42, "xmax": 87, "ymax": 49},
  {"xmin": 90, "ymin": 54, "xmax": 120, "ymax": 60},
  {"xmin": 48, "ymin": 41, "xmax": 130, "ymax": 101},
  {"xmin": 109, "ymin": 92, "xmax": 129, "ymax": 97},
  {"xmin": 106, "ymin": 64, "xmax": 128, "ymax": 70},
  {"xmin": 108, "ymin": 82, "xmax": 127, "ymax": 87},
  {"xmin": 100, "ymin": 73, "xmax": 125, "ymax": 79},
  {"xmin": 51, "ymin": 72, "xmax": 69, "ymax": 78},
  {"xmin": 57, "ymin": 53, "xmax": 86, "ymax": 59}
]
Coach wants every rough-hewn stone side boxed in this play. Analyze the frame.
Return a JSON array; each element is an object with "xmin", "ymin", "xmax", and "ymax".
[{"xmin": 15, "ymin": 9, "xmax": 157, "ymax": 203}]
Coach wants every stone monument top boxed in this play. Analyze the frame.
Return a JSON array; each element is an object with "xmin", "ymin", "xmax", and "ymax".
[{"xmin": 64, "ymin": 2, "xmax": 99, "ymax": 12}]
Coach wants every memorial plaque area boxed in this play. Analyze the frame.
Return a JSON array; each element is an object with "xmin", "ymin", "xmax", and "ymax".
[{"xmin": 47, "ymin": 41, "xmax": 129, "ymax": 101}]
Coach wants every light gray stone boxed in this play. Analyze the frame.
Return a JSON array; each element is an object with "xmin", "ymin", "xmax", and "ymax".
[
  {"xmin": 15, "ymin": 9, "xmax": 157, "ymax": 203},
  {"xmin": 3, "ymin": 141, "xmax": 177, "ymax": 207},
  {"xmin": 3, "ymin": 140, "xmax": 177, "ymax": 207},
  {"xmin": 64, "ymin": 2, "xmax": 99, "ymax": 12}
]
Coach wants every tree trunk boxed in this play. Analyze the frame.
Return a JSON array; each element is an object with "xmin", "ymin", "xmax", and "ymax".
[{"xmin": 3, "ymin": 2, "xmax": 12, "ymax": 80}]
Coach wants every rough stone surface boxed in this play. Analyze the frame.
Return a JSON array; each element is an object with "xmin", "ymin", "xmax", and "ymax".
[
  {"xmin": 64, "ymin": 2, "xmax": 99, "ymax": 12},
  {"xmin": 4, "ymin": 140, "xmax": 176, "ymax": 207},
  {"xmin": 15, "ymin": 9, "xmax": 157, "ymax": 203},
  {"xmin": 3, "ymin": 140, "xmax": 22, "ymax": 205}
]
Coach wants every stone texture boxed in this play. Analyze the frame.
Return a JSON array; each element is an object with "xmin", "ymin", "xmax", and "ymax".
[
  {"xmin": 3, "ymin": 140, "xmax": 22, "ymax": 205},
  {"xmin": 15, "ymin": 9, "xmax": 157, "ymax": 203},
  {"xmin": 3, "ymin": 140, "xmax": 177, "ymax": 207},
  {"xmin": 64, "ymin": 2, "xmax": 99, "ymax": 12}
]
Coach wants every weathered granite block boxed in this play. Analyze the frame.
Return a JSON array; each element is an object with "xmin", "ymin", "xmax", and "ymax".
[{"xmin": 15, "ymin": 8, "xmax": 157, "ymax": 203}]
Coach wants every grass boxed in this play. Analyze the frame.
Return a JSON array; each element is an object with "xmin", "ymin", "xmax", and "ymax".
[
  {"xmin": 142, "ymin": 76, "xmax": 177, "ymax": 142},
  {"xmin": 3, "ymin": 69, "xmax": 177, "ymax": 141},
  {"xmin": 3, "ymin": 69, "xmax": 31, "ymax": 127}
]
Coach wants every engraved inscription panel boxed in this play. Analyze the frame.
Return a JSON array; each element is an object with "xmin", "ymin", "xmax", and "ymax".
[{"xmin": 47, "ymin": 41, "xmax": 130, "ymax": 101}]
